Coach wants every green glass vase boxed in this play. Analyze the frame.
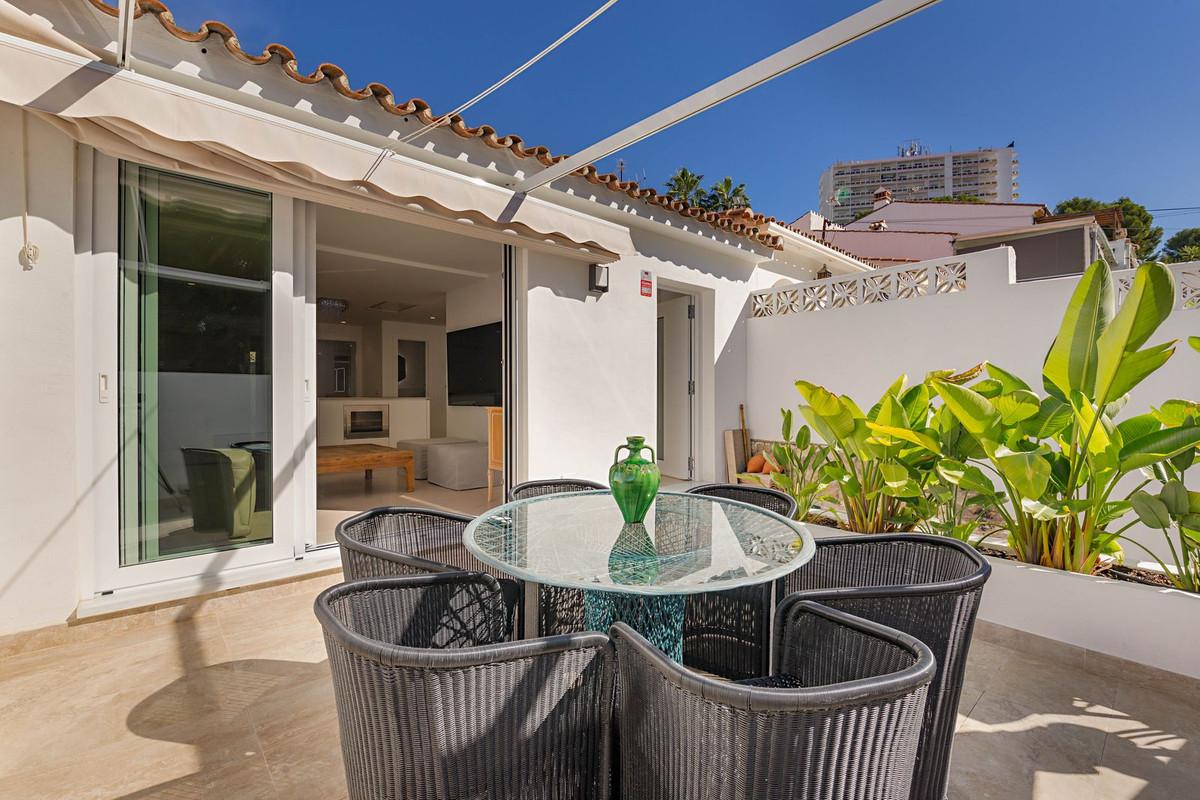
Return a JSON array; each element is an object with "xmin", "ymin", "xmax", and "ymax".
[{"xmin": 609, "ymin": 436, "xmax": 660, "ymax": 524}]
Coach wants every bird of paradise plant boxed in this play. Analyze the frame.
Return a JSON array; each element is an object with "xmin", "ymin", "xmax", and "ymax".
[{"xmin": 915, "ymin": 260, "xmax": 1200, "ymax": 573}]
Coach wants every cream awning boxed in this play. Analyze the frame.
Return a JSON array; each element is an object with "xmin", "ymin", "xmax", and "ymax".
[{"xmin": 0, "ymin": 6, "xmax": 632, "ymax": 258}]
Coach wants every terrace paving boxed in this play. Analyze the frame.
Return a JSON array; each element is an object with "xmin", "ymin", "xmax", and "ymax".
[{"xmin": 0, "ymin": 569, "xmax": 1195, "ymax": 799}]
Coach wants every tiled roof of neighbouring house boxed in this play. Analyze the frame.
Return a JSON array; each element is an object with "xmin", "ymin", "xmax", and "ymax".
[{"xmin": 85, "ymin": 0, "xmax": 783, "ymax": 250}]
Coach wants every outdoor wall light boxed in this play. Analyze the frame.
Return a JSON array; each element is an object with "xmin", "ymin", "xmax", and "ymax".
[{"xmin": 588, "ymin": 263, "xmax": 609, "ymax": 294}]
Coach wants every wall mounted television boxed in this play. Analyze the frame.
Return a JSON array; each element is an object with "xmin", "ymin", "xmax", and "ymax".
[{"xmin": 447, "ymin": 322, "xmax": 502, "ymax": 407}]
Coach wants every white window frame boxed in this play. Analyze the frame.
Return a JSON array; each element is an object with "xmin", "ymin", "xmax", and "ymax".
[{"xmin": 85, "ymin": 155, "xmax": 313, "ymax": 594}]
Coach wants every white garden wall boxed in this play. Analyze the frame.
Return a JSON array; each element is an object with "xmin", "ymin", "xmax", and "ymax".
[{"xmin": 746, "ymin": 248, "xmax": 1200, "ymax": 611}]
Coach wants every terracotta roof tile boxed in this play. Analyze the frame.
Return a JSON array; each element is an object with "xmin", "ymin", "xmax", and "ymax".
[{"xmin": 84, "ymin": 0, "xmax": 782, "ymax": 250}]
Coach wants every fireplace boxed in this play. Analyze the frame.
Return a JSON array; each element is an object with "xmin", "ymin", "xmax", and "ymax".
[{"xmin": 343, "ymin": 404, "xmax": 389, "ymax": 440}]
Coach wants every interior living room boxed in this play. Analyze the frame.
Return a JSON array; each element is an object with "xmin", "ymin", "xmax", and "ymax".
[{"xmin": 313, "ymin": 204, "xmax": 505, "ymax": 544}]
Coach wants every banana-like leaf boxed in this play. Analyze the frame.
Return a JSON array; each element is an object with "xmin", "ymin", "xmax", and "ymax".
[
  {"xmin": 994, "ymin": 390, "xmax": 1041, "ymax": 424},
  {"xmin": 1094, "ymin": 262, "xmax": 1177, "ymax": 406},
  {"xmin": 1152, "ymin": 399, "xmax": 1200, "ymax": 427},
  {"xmin": 972, "ymin": 379, "xmax": 1003, "ymax": 399},
  {"xmin": 996, "ymin": 446, "xmax": 1052, "ymax": 499},
  {"xmin": 1190, "ymin": 335, "xmax": 1200, "ymax": 352},
  {"xmin": 1116, "ymin": 413, "xmax": 1161, "ymax": 443},
  {"xmin": 936, "ymin": 458, "xmax": 996, "ymax": 495},
  {"xmin": 985, "ymin": 362, "xmax": 1032, "ymax": 393},
  {"xmin": 1131, "ymin": 491, "xmax": 1172, "ymax": 529},
  {"xmin": 1119, "ymin": 426, "xmax": 1200, "ymax": 472},
  {"xmin": 1042, "ymin": 260, "xmax": 1114, "ymax": 400},
  {"xmin": 1069, "ymin": 391, "xmax": 1115, "ymax": 456},
  {"xmin": 1101, "ymin": 341, "xmax": 1177, "ymax": 405},
  {"xmin": 875, "ymin": 394, "xmax": 907, "ymax": 429},
  {"xmin": 1021, "ymin": 396, "xmax": 1073, "ymax": 440},
  {"xmin": 796, "ymin": 381, "xmax": 857, "ymax": 440},
  {"xmin": 931, "ymin": 380, "xmax": 1001, "ymax": 438},
  {"xmin": 865, "ymin": 422, "xmax": 942, "ymax": 454},
  {"xmin": 781, "ymin": 408, "xmax": 794, "ymax": 442},
  {"xmin": 900, "ymin": 383, "xmax": 931, "ymax": 427},
  {"xmin": 1161, "ymin": 480, "xmax": 1189, "ymax": 517},
  {"xmin": 1021, "ymin": 497, "xmax": 1067, "ymax": 521}
]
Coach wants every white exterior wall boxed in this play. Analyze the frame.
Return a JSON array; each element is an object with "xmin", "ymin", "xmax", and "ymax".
[
  {"xmin": 0, "ymin": 109, "xmax": 82, "ymax": 633},
  {"xmin": 521, "ymin": 233, "xmax": 797, "ymax": 485},
  {"xmin": 746, "ymin": 249, "xmax": 1200, "ymax": 564}
]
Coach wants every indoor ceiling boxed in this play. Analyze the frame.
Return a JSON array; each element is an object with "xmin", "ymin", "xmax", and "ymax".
[{"xmin": 315, "ymin": 204, "xmax": 502, "ymax": 325}]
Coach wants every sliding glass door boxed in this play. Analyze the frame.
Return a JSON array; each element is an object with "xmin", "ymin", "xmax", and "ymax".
[{"xmin": 118, "ymin": 164, "xmax": 276, "ymax": 566}]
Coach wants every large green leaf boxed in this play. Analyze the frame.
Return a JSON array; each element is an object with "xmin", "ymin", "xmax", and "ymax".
[
  {"xmin": 1131, "ymin": 491, "xmax": 1172, "ymax": 529},
  {"xmin": 1119, "ymin": 426, "xmax": 1200, "ymax": 472},
  {"xmin": 865, "ymin": 422, "xmax": 942, "ymax": 454},
  {"xmin": 1101, "ymin": 341, "xmax": 1177, "ymax": 404},
  {"xmin": 937, "ymin": 458, "xmax": 996, "ymax": 495},
  {"xmin": 1069, "ymin": 391, "xmax": 1114, "ymax": 456},
  {"xmin": 796, "ymin": 381, "xmax": 856, "ymax": 440},
  {"xmin": 985, "ymin": 362, "xmax": 1032, "ymax": 393},
  {"xmin": 1021, "ymin": 396, "xmax": 1073, "ymax": 440},
  {"xmin": 994, "ymin": 390, "xmax": 1041, "ymax": 424},
  {"xmin": 996, "ymin": 446, "xmax": 1052, "ymax": 500},
  {"xmin": 1042, "ymin": 260, "xmax": 1114, "ymax": 400},
  {"xmin": 931, "ymin": 380, "xmax": 1001, "ymax": 438},
  {"xmin": 1116, "ymin": 413, "xmax": 1162, "ymax": 443},
  {"xmin": 1161, "ymin": 480, "xmax": 1190, "ymax": 517},
  {"xmin": 1094, "ymin": 263, "xmax": 1178, "ymax": 406},
  {"xmin": 1190, "ymin": 336, "xmax": 1200, "ymax": 353}
]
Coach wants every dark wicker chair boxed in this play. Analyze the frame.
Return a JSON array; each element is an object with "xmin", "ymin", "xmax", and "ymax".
[
  {"xmin": 335, "ymin": 506, "xmax": 522, "ymax": 633},
  {"xmin": 509, "ymin": 479, "xmax": 606, "ymax": 637},
  {"xmin": 612, "ymin": 600, "xmax": 935, "ymax": 800},
  {"xmin": 316, "ymin": 573, "xmax": 616, "ymax": 800},
  {"xmin": 775, "ymin": 534, "xmax": 991, "ymax": 800},
  {"xmin": 681, "ymin": 483, "xmax": 799, "ymax": 680}
]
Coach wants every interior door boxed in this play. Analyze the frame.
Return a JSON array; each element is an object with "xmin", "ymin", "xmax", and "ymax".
[{"xmin": 656, "ymin": 292, "xmax": 695, "ymax": 480}]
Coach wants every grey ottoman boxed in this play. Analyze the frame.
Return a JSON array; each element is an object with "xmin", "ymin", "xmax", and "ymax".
[
  {"xmin": 427, "ymin": 442, "xmax": 489, "ymax": 490},
  {"xmin": 395, "ymin": 437, "xmax": 473, "ymax": 480}
]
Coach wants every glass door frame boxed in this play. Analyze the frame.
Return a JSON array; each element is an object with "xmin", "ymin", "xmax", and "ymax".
[{"xmin": 93, "ymin": 161, "xmax": 305, "ymax": 592}]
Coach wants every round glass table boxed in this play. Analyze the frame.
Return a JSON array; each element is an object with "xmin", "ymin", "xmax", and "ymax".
[{"xmin": 464, "ymin": 490, "xmax": 815, "ymax": 660}]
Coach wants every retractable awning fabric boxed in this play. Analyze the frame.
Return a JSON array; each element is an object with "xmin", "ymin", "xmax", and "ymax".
[{"xmin": 0, "ymin": 4, "xmax": 632, "ymax": 258}]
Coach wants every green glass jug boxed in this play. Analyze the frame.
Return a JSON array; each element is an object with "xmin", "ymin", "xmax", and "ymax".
[{"xmin": 608, "ymin": 436, "xmax": 661, "ymax": 524}]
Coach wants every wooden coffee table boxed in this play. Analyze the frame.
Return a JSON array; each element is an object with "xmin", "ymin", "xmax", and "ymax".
[{"xmin": 317, "ymin": 445, "xmax": 415, "ymax": 492}]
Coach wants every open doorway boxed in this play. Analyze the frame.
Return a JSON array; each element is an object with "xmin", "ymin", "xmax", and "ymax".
[
  {"xmin": 656, "ymin": 288, "xmax": 695, "ymax": 481},
  {"xmin": 313, "ymin": 204, "xmax": 506, "ymax": 544}
]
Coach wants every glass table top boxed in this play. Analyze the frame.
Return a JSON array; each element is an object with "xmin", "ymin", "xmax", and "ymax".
[{"xmin": 463, "ymin": 491, "xmax": 815, "ymax": 596}]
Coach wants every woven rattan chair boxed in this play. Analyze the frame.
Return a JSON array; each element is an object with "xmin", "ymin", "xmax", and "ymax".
[
  {"xmin": 316, "ymin": 573, "xmax": 616, "ymax": 800},
  {"xmin": 335, "ymin": 506, "xmax": 522, "ymax": 634},
  {"xmin": 509, "ymin": 479, "xmax": 606, "ymax": 637},
  {"xmin": 612, "ymin": 599, "xmax": 935, "ymax": 800},
  {"xmin": 775, "ymin": 534, "xmax": 991, "ymax": 800},
  {"xmin": 680, "ymin": 483, "xmax": 799, "ymax": 680}
]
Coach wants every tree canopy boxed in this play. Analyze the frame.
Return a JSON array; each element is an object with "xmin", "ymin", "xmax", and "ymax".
[
  {"xmin": 1163, "ymin": 228, "xmax": 1200, "ymax": 262},
  {"xmin": 663, "ymin": 167, "xmax": 752, "ymax": 212},
  {"xmin": 1054, "ymin": 196, "xmax": 1163, "ymax": 260}
]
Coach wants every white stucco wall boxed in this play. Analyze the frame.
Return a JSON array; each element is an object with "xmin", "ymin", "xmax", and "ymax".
[
  {"xmin": 520, "ymin": 233, "xmax": 801, "ymax": 485},
  {"xmin": 0, "ymin": 108, "xmax": 82, "ymax": 634}
]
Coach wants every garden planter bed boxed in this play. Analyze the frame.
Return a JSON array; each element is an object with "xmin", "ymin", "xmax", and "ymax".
[{"xmin": 796, "ymin": 522, "xmax": 1200, "ymax": 680}]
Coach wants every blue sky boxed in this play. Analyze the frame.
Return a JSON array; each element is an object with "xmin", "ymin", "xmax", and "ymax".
[{"xmin": 162, "ymin": 0, "xmax": 1200, "ymax": 233}]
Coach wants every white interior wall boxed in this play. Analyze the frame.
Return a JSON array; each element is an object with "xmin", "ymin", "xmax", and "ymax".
[
  {"xmin": 0, "ymin": 109, "xmax": 82, "ymax": 634},
  {"xmin": 380, "ymin": 321, "xmax": 447, "ymax": 437},
  {"xmin": 746, "ymin": 248, "xmax": 1200, "ymax": 562}
]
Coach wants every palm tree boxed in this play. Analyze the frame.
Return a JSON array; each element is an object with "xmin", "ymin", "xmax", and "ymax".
[
  {"xmin": 704, "ymin": 177, "xmax": 751, "ymax": 212},
  {"xmin": 664, "ymin": 167, "xmax": 707, "ymax": 206}
]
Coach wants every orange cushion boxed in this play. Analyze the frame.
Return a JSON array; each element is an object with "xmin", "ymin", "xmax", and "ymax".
[
  {"xmin": 762, "ymin": 460, "xmax": 781, "ymax": 474},
  {"xmin": 746, "ymin": 453, "xmax": 766, "ymax": 473}
]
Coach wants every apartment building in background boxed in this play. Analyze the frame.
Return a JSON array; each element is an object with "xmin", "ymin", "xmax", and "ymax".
[{"xmin": 818, "ymin": 141, "xmax": 1020, "ymax": 224}]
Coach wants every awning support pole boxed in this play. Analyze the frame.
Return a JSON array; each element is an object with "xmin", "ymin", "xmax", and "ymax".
[
  {"xmin": 512, "ymin": 0, "xmax": 939, "ymax": 194},
  {"xmin": 116, "ymin": 0, "xmax": 135, "ymax": 68}
]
